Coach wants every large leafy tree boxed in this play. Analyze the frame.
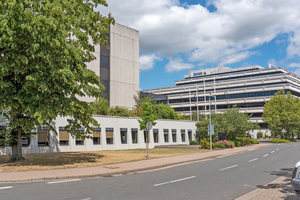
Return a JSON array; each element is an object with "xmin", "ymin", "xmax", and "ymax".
[
  {"xmin": 263, "ymin": 90, "xmax": 300, "ymax": 138},
  {"xmin": 0, "ymin": 0, "xmax": 114, "ymax": 160}
]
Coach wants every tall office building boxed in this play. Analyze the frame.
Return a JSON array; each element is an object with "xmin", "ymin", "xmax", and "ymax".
[
  {"xmin": 80, "ymin": 23, "xmax": 140, "ymax": 109},
  {"xmin": 142, "ymin": 65, "xmax": 300, "ymax": 128}
]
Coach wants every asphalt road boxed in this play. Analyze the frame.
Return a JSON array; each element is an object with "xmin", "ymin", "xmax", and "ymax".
[{"xmin": 0, "ymin": 143, "xmax": 299, "ymax": 200}]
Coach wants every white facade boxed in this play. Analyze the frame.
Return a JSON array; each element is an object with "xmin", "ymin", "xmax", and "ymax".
[{"xmin": 0, "ymin": 116, "xmax": 197, "ymax": 155}]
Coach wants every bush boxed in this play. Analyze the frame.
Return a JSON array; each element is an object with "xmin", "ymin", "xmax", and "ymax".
[
  {"xmin": 235, "ymin": 141, "xmax": 241, "ymax": 147},
  {"xmin": 215, "ymin": 140, "xmax": 234, "ymax": 148},
  {"xmin": 270, "ymin": 139, "xmax": 289, "ymax": 143},
  {"xmin": 228, "ymin": 140, "xmax": 235, "ymax": 148},
  {"xmin": 257, "ymin": 131, "xmax": 263, "ymax": 139},
  {"xmin": 189, "ymin": 141, "xmax": 197, "ymax": 145},
  {"xmin": 249, "ymin": 139, "xmax": 259, "ymax": 144},
  {"xmin": 289, "ymin": 138, "xmax": 297, "ymax": 142},
  {"xmin": 215, "ymin": 143, "xmax": 227, "ymax": 149},
  {"xmin": 199, "ymin": 140, "xmax": 215, "ymax": 149}
]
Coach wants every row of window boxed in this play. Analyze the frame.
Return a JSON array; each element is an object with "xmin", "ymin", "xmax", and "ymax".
[
  {"xmin": 174, "ymin": 102, "xmax": 266, "ymax": 112},
  {"xmin": 176, "ymin": 71, "xmax": 282, "ymax": 86},
  {"xmin": 170, "ymin": 90, "xmax": 289, "ymax": 104}
]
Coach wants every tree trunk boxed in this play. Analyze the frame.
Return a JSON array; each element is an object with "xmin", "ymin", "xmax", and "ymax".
[{"xmin": 11, "ymin": 127, "xmax": 23, "ymax": 161}]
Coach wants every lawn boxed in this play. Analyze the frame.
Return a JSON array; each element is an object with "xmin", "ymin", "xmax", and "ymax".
[{"xmin": 0, "ymin": 148, "xmax": 209, "ymax": 172}]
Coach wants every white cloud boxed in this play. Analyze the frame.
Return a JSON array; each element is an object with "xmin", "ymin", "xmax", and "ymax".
[
  {"xmin": 139, "ymin": 54, "xmax": 162, "ymax": 71},
  {"xmin": 288, "ymin": 63, "xmax": 300, "ymax": 68},
  {"xmin": 98, "ymin": 0, "xmax": 300, "ymax": 69},
  {"xmin": 165, "ymin": 57, "xmax": 194, "ymax": 73}
]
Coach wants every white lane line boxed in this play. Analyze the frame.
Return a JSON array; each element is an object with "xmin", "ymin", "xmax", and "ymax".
[
  {"xmin": 81, "ymin": 198, "xmax": 90, "ymax": 200},
  {"xmin": 47, "ymin": 179, "xmax": 81, "ymax": 184},
  {"xmin": 248, "ymin": 149, "xmax": 255, "ymax": 151},
  {"xmin": 0, "ymin": 186, "xmax": 13, "ymax": 190},
  {"xmin": 248, "ymin": 158, "xmax": 258, "ymax": 162},
  {"xmin": 154, "ymin": 176, "xmax": 195, "ymax": 187},
  {"xmin": 276, "ymin": 149, "xmax": 279, "ymax": 151},
  {"xmin": 271, "ymin": 151, "xmax": 274, "ymax": 153},
  {"xmin": 220, "ymin": 165, "xmax": 238, "ymax": 171},
  {"xmin": 263, "ymin": 154, "xmax": 269, "ymax": 157}
]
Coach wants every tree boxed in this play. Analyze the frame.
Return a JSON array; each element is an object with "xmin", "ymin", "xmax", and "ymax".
[
  {"xmin": 107, "ymin": 106, "xmax": 133, "ymax": 117},
  {"xmin": 90, "ymin": 97, "xmax": 109, "ymax": 115},
  {"xmin": 138, "ymin": 100, "xmax": 157, "ymax": 158},
  {"xmin": 263, "ymin": 90, "xmax": 300, "ymax": 139},
  {"xmin": 0, "ymin": 0, "xmax": 114, "ymax": 160},
  {"xmin": 155, "ymin": 103, "xmax": 179, "ymax": 120}
]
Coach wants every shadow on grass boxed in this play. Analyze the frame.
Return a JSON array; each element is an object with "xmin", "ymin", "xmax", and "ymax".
[{"xmin": 0, "ymin": 152, "xmax": 105, "ymax": 167}]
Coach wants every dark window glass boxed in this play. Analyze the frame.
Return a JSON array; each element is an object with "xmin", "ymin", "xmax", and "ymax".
[{"xmin": 100, "ymin": 55, "xmax": 109, "ymax": 67}]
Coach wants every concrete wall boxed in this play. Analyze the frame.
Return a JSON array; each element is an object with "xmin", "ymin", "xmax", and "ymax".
[
  {"xmin": 109, "ymin": 23, "xmax": 139, "ymax": 109},
  {"xmin": 0, "ymin": 116, "xmax": 197, "ymax": 155}
]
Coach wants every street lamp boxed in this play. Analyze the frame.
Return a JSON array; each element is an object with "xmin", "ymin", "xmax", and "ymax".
[
  {"xmin": 207, "ymin": 93, "xmax": 216, "ymax": 150},
  {"xmin": 282, "ymin": 129, "xmax": 285, "ymax": 140}
]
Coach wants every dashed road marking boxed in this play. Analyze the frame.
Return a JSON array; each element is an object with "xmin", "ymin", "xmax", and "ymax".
[
  {"xmin": 263, "ymin": 154, "xmax": 269, "ymax": 157},
  {"xmin": 276, "ymin": 149, "xmax": 279, "ymax": 151},
  {"xmin": 248, "ymin": 149, "xmax": 255, "ymax": 151},
  {"xmin": 154, "ymin": 176, "xmax": 196, "ymax": 187},
  {"xmin": 0, "ymin": 186, "xmax": 13, "ymax": 190},
  {"xmin": 248, "ymin": 158, "xmax": 258, "ymax": 162},
  {"xmin": 271, "ymin": 151, "xmax": 274, "ymax": 153},
  {"xmin": 220, "ymin": 165, "xmax": 238, "ymax": 171},
  {"xmin": 47, "ymin": 179, "xmax": 81, "ymax": 184}
]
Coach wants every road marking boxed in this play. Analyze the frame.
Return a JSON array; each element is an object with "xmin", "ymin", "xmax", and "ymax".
[
  {"xmin": 220, "ymin": 165, "xmax": 238, "ymax": 171},
  {"xmin": 47, "ymin": 179, "xmax": 81, "ymax": 184},
  {"xmin": 271, "ymin": 151, "xmax": 274, "ymax": 153},
  {"xmin": 248, "ymin": 149, "xmax": 255, "ymax": 151},
  {"xmin": 81, "ymin": 198, "xmax": 90, "ymax": 200},
  {"xmin": 248, "ymin": 158, "xmax": 258, "ymax": 162},
  {"xmin": 0, "ymin": 186, "xmax": 13, "ymax": 190},
  {"xmin": 263, "ymin": 154, "xmax": 269, "ymax": 157},
  {"xmin": 276, "ymin": 149, "xmax": 279, "ymax": 151},
  {"xmin": 154, "ymin": 176, "xmax": 195, "ymax": 187}
]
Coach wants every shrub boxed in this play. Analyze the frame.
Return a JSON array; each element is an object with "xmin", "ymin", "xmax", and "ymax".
[
  {"xmin": 270, "ymin": 139, "xmax": 289, "ymax": 143},
  {"xmin": 257, "ymin": 131, "xmax": 263, "ymax": 139},
  {"xmin": 199, "ymin": 140, "xmax": 215, "ymax": 149},
  {"xmin": 244, "ymin": 138, "xmax": 251, "ymax": 145},
  {"xmin": 289, "ymin": 138, "xmax": 297, "ymax": 142},
  {"xmin": 228, "ymin": 140, "xmax": 235, "ymax": 148},
  {"xmin": 215, "ymin": 140, "xmax": 234, "ymax": 148},
  {"xmin": 215, "ymin": 143, "xmax": 227, "ymax": 149},
  {"xmin": 235, "ymin": 141, "xmax": 241, "ymax": 147},
  {"xmin": 189, "ymin": 141, "xmax": 197, "ymax": 145},
  {"xmin": 249, "ymin": 139, "xmax": 259, "ymax": 144}
]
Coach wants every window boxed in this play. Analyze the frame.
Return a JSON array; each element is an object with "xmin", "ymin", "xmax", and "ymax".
[
  {"xmin": 59, "ymin": 127, "xmax": 69, "ymax": 146},
  {"xmin": 0, "ymin": 126, "xmax": 5, "ymax": 147},
  {"xmin": 153, "ymin": 129, "xmax": 159, "ymax": 143},
  {"xmin": 131, "ymin": 128, "xmax": 138, "ymax": 144},
  {"xmin": 22, "ymin": 137, "xmax": 31, "ymax": 147},
  {"xmin": 181, "ymin": 129, "xmax": 185, "ymax": 142},
  {"xmin": 172, "ymin": 129, "xmax": 176, "ymax": 143},
  {"xmin": 100, "ymin": 55, "xmax": 109, "ymax": 67},
  {"xmin": 38, "ymin": 127, "xmax": 49, "ymax": 147},
  {"xmin": 76, "ymin": 138, "xmax": 84, "ymax": 145},
  {"xmin": 164, "ymin": 129, "xmax": 169, "ymax": 143},
  {"xmin": 120, "ymin": 128, "xmax": 127, "ymax": 144},
  {"xmin": 93, "ymin": 128, "xmax": 101, "ymax": 145},
  {"xmin": 188, "ymin": 129, "xmax": 192, "ymax": 141},
  {"xmin": 106, "ymin": 128, "xmax": 113, "ymax": 144}
]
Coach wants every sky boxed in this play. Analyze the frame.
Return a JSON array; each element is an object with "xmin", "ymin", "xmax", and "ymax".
[{"xmin": 97, "ymin": 0, "xmax": 300, "ymax": 90}]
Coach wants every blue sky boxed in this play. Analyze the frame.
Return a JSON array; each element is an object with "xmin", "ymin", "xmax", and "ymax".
[{"xmin": 99, "ymin": 0, "xmax": 300, "ymax": 90}]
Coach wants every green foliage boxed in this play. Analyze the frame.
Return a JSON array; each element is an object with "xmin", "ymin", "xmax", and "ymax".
[
  {"xmin": 199, "ymin": 140, "xmax": 215, "ymax": 149},
  {"xmin": 138, "ymin": 100, "xmax": 157, "ymax": 131},
  {"xmin": 90, "ymin": 97, "xmax": 109, "ymax": 115},
  {"xmin": 155, "ymin": 103, "xmax": 179, "ymax": 120},
  {"xmin": 196, "ymin": 105, "xmax": 258, "ymax": 142},
  {"xmin": 263, "ymin": 90, "xmax": 300, "ymax": 139},
  {"xmin": 234, "ymin": 141, "xmax": 241, "ymax": 147},
  {"xmin": 215, "ymin": 143, "xmax": 227, "ymax": 148},
  {"xmin": 249, "ymin": 139, "xmax": 259, "ymax": 144},
  {"xmin": 107, "ymin": 106, "xmax": 133, "ymax": 117},
  {"xmin": 270, "ymin": 139, "xmax": 290, "ymax": 143},
  {"xmin": 257, "ymin": 131, "xmax": 263, "ymax": 138},
  {"xmin": 189, "ymin": 140, "xmax": 197, "ymax": 145},
  {"xmin": 0, "ymin": 0, "xmax": 114, "ymax": 159}
]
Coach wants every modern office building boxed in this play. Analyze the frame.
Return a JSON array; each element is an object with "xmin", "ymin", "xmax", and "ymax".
[
  {"xmin": 142, "ymin": 65, "xmax": 300, "ymax": 134},
  {"xmin": 80, "ymin": 23, "xmax": 140, "ymax": 109}
]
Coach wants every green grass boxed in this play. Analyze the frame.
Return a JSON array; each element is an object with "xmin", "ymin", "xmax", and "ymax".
[{"xmin": 270, "ymin": 139, "xmax": 290, "ymax": 143}]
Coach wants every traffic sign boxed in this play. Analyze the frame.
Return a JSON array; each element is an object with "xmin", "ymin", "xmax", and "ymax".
[
  {"xmin": 208, "ymin": 124, "xmax": 214, "ymax": 135},
  {"xmin": 146, "ymin": 121, "xmax": 153, "ymax": 131}
]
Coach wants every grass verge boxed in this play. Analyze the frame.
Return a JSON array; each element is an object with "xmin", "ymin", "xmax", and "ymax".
[{"xmin": 0, "ymin": 148, "xmax": 209, "ymax": 172}]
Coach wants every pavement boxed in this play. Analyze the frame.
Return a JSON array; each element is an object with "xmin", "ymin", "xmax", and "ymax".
[{"xmin": 0, "ymin": 141, "xmax": 299, "ymax": 200}]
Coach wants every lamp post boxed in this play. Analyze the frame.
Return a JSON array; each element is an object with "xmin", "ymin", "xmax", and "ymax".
[
  {"xmin": 282, "ymin": 129, "xmax": 285, "ymax": 140},
  {"xmin": 207, "ymin": 93, "xmax": 216, "ymax": 150}
]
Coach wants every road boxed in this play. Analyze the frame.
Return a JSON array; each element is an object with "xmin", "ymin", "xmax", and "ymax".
[{"xmin": 0, "ymin": 143, "xmax": 299, "ymax": 200}]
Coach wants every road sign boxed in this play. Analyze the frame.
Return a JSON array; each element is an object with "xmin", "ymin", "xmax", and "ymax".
[
  {"xmin": 208, "ymin": 124, "xmax": 214, "ymax": 135},
  {"xmin": 146, "ymin": 121, "xmax": 153, "ymax": 131}
]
